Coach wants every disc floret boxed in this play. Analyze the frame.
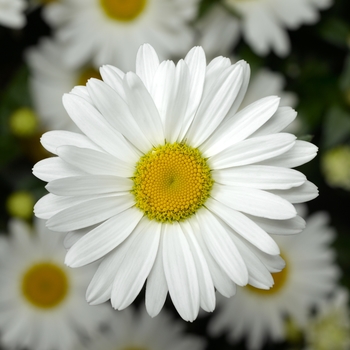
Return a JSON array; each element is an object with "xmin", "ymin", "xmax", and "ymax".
[{"xmin": 132, "ymin": 143, "xmax": 214, "ymax": 223}]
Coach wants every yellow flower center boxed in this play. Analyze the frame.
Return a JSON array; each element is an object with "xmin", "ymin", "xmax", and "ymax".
[
  {"xmin": 99, "ymin": 0, "xmax": 147, "ymax": 22},
  {"xmin": 21, "ymin": 262, "xmax": 69, "ymax": 309},
  {"xmin": 76, "ymin": 66, "xmax": 101, "ymax": 86},
  {"xmin": 247, "ymin": 255, "xmax": 288, "ymax": 295},
  {"xmin": 132, "ymin": 143, "xmax": 214, "ymax": 223}
]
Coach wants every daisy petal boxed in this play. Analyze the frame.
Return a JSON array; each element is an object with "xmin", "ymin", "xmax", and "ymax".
[
  {"xmin": 33, "ymin": 157, "xmax": 85, "ymax": 182},
  {"xmin": 202, "ymin": 96, "xmax": 280, "ymax": 157},
  {"xmin": 212, "ymin": 165, "xmax": 306, "ymax": 190},
  {"xmin": 57, "ymin": 145, "xmax": 134, "ymax": 178},
  {"xmin": 47, "ymin": 194, "xmax": 135, "ymax": 232},
  {"xmin": 111, "ymin": 219, "xmax": 160, "ymax": 309},
  {"xmin": 181, "ymin": 221, "xmax": 216, "ymax": 312},
  {"xmin": 86, "ymin": 78, "xmax": 150, "ymax": 154},
  {"xmin": 187, "ymin": 63, "xmax": 244, "ymax": 148},
  {"xmin": 206, "ymin": 198, "xmax": 280, "ymax": 255},
  {"xmin": 46, "ymin": 175, "xmax": 132, "ymax": 196},
  {"xmin": 258, "ymin": 140, "xmax": 318, "ymax": 168},
  {"xmin": 41, "ymin": 130, "xmax": 102, "ymax": 155},
  {"xmin": 86, "ymin": 234, "xmax": 137, "ymax": 305},
  {"xmin": 211, "ymin": 183, "xmax": 297, "ymax": 220},
  {"xmin": 269, "ymin": 181, "xmax": 318, "ymax": 203},
  {"xmin": 146, "ymin": 228, "xmax": 168, "ymax": 317},
  {"xmin": 62, "ymin": 93, "xmax": 137, "ymax": 161},
  {"xmin": 163, "ymin": 223, "xmax": 200, "ymax": 322},
  {"xmin": 123, "ymin": 72, "xmax": 165, "ymax": 147},
  {"xmin": 136, "ymin": 44, "xmax": 160, "ymax": 91},
  {"xmin": 196, "ymin": 208, "xmax": 249, "ymax": 286},
  {"xmin": 209, "ymin": 133, "xmax": 296, "ymax": 169},
  {"xmin": 99, "ymin": 65, "xmax": 125, "ymax": 99},
  {"xmin": 65, "ymin": 207, "xmax": 143, "ymax": 267}
]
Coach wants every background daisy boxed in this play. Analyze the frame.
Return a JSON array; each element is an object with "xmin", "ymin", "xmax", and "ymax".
[
  {"xmin": 42, "ymin": 0, "xmax": 198, "ymax": 71},
  {"xmin": 0, "ymin": 0, "xmax": 26, "ymax": 29},
  {"xmin": 209, "ymin": 207, "xmax": 340, "ymax": 350},
  {"xmin": 33, "ymin": 44, "xmax": 318, "ymax": 322},
  {"xmin": 76, "ymin": 306, "xmax": 205, "ymax": 350},
  {"xmin": 0, "ymin": 218, "xmax": 112, "ymax": 350},
  {"xmin": 26, "ymin": 38, "xmax": 102, "ymax": 132}
]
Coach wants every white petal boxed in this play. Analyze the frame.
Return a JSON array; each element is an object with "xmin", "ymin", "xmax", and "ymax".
[
  {"xmin": 206, "ymin": 198, "xmax": 280, "ymax": 255},
  {"xmin": 65, "ymin": 207, "xmax": 143, "ymax": 267},
  {"xmin": 57, "ymin": 146, "xmax": 134, "ymax": 178},
  {"xmin": 86, "ymin": 233, "xmax": 137, "ymax": 305},
  {"xmin": 111, "ymin": 219, "xmax": 160, "ymax": 309},
  {"xmin": 63, "ymin": 231, "xmax": 84, "ymax": 249},
  {"xmin": 212, "ymin": 165, "xmax": 306, "ymax": 190},
  {"xmin": 196, "ymin": 208, "xmax": 248, "ymax": 286},
  {"xmin": 99, "ymin": 65, "xmax": 125, "ymax": 99},
  {"xmin": 163, "ymin": 223, "xmax": 200, "ymax": 322},
  {"xmin": 181, "ymin": 221, "xmax": 216, "ymax": 312},
  {"xmin": 86, "ymin": 78, "xmax": 150, "ymax": 154},
  {"xmin": 251, "ymin": 106, "xmax": 297, "ymax": 137},
  {"xmin": 211, "ymin": 183, "xmax": 297, "ymax": 220},
  {"xmin": 62, "ymin": 93, "xmax": 137, "ymax": 162},
  {"xmin": 33, "ymin": 157, "xmax": 85, "ymax": 182},
  {"xmin": 208, "ymin": 133, "xmax": 296, "ymax": 169},
  {"xmin": 178, "ymin": 46, "xmax": 206, "ymax": 140},
  {"xmin": 269, "ymin": 181, "xmax": 318, "ymax": 203},
  {"xmin": 136, "ymin": 44, "xmax": 160, "ymax": 91},
  {"xmin": 187, "ymin": 63, "xmax": 244, "ymax": 148},
  {"xmin": 41, "ymin": 130, "xmax": 102, "ymax": 155},
  {"xmin": 202, "ymin": 96, "xmax": 280, "ymax": 157},
  {"xmin": 247, "ymin": 214, "xmax": 306, "ymax": 235},
  {"xmin": 46, "ymin": 175, "xmax": 132, "ymax": 196},
  {"xmin": 123, "ymin": 72, "xmax": 165, "ymax": 147},
  {"xmin": 190, "ymin": 218, "xmax": 236, "ymax": 297},
  {"xmin": 47, "ymin": 194, "xmax": 135, "ymax": 232},
  {"xmin": 146, "ymin": 228, "xmax": 168, "ymax": 317},
  {"xmin": 258, "ymin": 140, "xmax": 318, "ymax": 168}
]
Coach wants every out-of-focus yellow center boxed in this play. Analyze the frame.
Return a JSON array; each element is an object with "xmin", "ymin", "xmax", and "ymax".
[
  {"xmin": 76, "ymin": 66, "xmax": 101, "ymax": 86},
  {"xmin": 21, "ymin": 262, "xmax": 69, "ymax": 309},
  {"xmin": 40, "ymin": 0, "xmax": 57, "ymax": 4},
  {"xmin": 247, "ymin": 256, "xmax": 288, "ymax": 295},
  {"xmin": 132, "ymin": 143, "xmax": 214, "ymax": 223},
  {"xmin": 99, "ymin": 0, "xmax": 147, "ymax": 22}
]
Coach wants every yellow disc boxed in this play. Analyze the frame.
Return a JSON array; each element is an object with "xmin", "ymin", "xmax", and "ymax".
[
  {"xmin": 132, "ymin": 143, "xmax": 214, "ymax": 223},
  {"xmin": 21, "ymin": 262, "xmax": 69, "ymax": 309},
  {"xmin": 76, "ymin": 66, "xmax": 101, "ymax": 86},
  {"xmin": 99, "ymin": 0, "xmax": 147, "ymax": 22}
]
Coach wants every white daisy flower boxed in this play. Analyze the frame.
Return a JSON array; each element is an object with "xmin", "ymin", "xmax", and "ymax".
[
  {"xmin": 33, "ymin": 44, "xmax": 318, "ymax": 322},
  {"xmin": 0, "ymin": 0, "xmax": 26, "ymax": 29},
  {"xmin": 304, "ymin": 287, "xmax": 350, "ymax": 350},
  {"xmin": 0, "ymin": 218, "xmax": 112, "ymax": 350},
  {"xmin": 42, "ymin": 0, "xmax": 198, "ymax": 71},
  {"xmin": 209, "ymin": 208, "xmax": 340, "ymax": 350},
  {"xmin": 26, "ymin": 38, "xmax": 102, "ymax": 132},
  {"xmin": 76, "ymin": 306, "xmax": 205, "ymax": 350},
  {"xmin": 224, "ymin": 0, "xmax": 333, "ymax": 57}
]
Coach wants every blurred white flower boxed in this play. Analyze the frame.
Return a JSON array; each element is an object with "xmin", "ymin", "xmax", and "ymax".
[
  {"xmin": 209, "ymin": 208, "xmax": 340, "ymax": 350},
  {"xmin": 33, "ymin": 44, "xmax": 318, "ymax": 322},
  {"xmin": 0, "ymin": 218, "xmax": 112, "ymax": 350},
  {"xmin": 203, "ymin": 0, "xmax": 333, "ymax": 56},
  {"xmin": 26, "ymin": 38, "xmax": 102, "ymax": 132},
  {"xmin": 76, "ymin": 306, "xmax": 205, "ymax": 350},
  {"xmin": 0, "ymin": 0, "xmax": 26, "ymax": 29},
  {"xmin": 304, "ymin": 288, "xmax": 350, "ymax": 350},
  {"xmin": 42, "ymin": 0, "xmax": 198, "ymax": 71}
]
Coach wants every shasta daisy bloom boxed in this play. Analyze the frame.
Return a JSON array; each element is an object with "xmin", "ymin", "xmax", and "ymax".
[
  {"xmin": 0, "ymin": 0, "xmax": 26, "ymax": 29},
  {"xmin": 26, "ymin": 38, "xmax": 102, "ymax": 132},
  {"xmin": 42, "ymin": 0, "xmax": 198, "ymax": 71},
  {"xmin": 33, "ymin": 44, "xmax": 318, "ymax": 322},
  {"xmin": 0, "ymin": 218, "xmax": 112, "ymax": 350},
  {"xmin": 224, "ymin": 0, "xmax": 333, "ymax": 57},
  {"xmin": 209, "ymin": 208, "xmax": 340, "ymax": 350},
  {"xmin": 76, "ymin": 306, "xmax": 205, "ymax": 350}
]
